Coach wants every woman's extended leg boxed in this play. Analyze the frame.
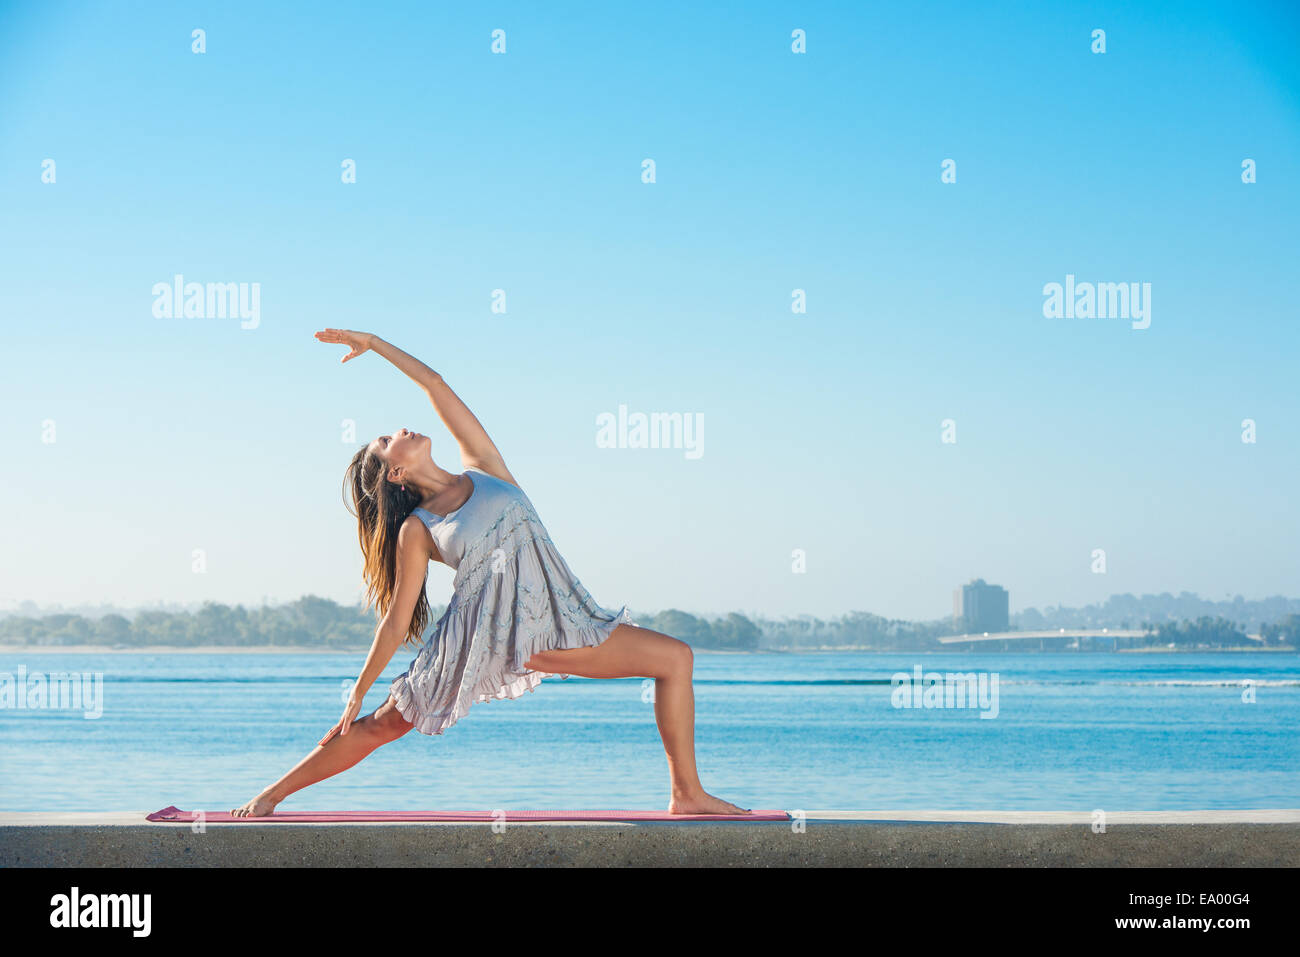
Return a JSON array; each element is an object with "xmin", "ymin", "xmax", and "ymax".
[
  {"xmin": 525, "ymin": 623, "xmax": 751, "ymax": 815},
  {"xmin": 231, "ymin": 695, "xmax": 414, "ymax": 817}
]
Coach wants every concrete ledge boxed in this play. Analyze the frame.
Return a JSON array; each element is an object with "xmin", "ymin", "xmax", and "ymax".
[{"xmin": 3, "ymin": 811, "xmax": 1299, "ymax": 866}]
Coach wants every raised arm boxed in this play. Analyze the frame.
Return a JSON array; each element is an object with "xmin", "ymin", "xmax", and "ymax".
[{"xmin": 314, "ymin": 328, "xmax": 513, "ymax": 477}]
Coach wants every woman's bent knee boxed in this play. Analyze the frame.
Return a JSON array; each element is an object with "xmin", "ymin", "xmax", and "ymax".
[{"xmin": 671, "ymin": 638, "xmax": 693, "ymax": 676}]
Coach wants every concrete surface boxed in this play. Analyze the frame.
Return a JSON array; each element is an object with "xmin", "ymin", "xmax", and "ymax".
[{"xmin": 2, "ymin": 810, "xmax": 1298, "ymax": 866}]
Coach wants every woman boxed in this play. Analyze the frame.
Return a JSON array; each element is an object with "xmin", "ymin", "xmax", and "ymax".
[{"xmin": 232, "ymin": 330, "xmax": 749, "ymax": 816}]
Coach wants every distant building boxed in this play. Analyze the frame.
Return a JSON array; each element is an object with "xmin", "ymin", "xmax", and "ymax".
[{"xmin": 959, "ymin": 579, "xmax": 1009, "ymax": 633}]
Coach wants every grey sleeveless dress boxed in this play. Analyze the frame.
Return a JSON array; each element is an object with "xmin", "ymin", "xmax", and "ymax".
[{"xmin": 389, "ymin": 467, "xmax": 636, "ymax": 735}]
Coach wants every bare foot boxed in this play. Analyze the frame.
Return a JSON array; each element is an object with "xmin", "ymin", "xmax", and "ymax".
[
  {"xmin": 231, "ymin": 789, "xmax": 281, "ymax": 818},
  {"xmin": 669, "ymin": 791, "xmax": 752, "ymax": 815}
]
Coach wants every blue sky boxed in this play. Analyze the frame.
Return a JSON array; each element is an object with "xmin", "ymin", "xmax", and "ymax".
[{"xmin": 2, "ymin": 0, "xmax": 1298, "ymax": 622}]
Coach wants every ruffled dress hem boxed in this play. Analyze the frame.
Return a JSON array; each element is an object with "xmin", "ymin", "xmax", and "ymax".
[{"xmin": 389, "ymin": 605, "xmax": 635, "ymax": 736}]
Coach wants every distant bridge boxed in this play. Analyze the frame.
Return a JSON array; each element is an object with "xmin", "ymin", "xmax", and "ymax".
[{"xmin": 937, "ymin": 629, "xmax": 1263, "ymax": 645}]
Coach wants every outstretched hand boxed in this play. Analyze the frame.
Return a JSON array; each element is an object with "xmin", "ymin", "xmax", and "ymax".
[{"xmin": 315, "ymin": 328, "xmax": 375, "ymax": 363}]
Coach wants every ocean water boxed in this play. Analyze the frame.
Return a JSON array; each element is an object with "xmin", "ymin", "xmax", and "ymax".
[{"xmin": 0, "ymin": 650, "xmax": 1297, "ymax": 812}]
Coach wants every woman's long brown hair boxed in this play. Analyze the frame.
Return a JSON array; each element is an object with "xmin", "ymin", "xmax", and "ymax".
[{"xmin": 344, "ymin": 444, "xmax": 430, "ymax": 650}]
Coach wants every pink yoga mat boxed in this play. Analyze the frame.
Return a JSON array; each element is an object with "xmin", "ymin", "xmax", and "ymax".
[{"xmin": 147, "ymin": 804, "xmax": 789, "ymax": 823}]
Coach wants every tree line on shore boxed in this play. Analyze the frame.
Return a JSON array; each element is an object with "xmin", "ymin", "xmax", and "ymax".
[
  {"xmin": 1152, "ymin": 615, "xmax": 1298, "ymax": 647},
  {"xmin": 1014, "ymin": 591, "xmax": 1300, "ymax": 635},
  {"xmin": 2, "ymin": 599, "xmax": 1296, "ymax": 650}
]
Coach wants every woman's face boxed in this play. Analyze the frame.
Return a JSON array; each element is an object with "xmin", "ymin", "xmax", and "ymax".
[{"xmin": 371, "ymin": 428, "xmax": 429, "ymax": 481}]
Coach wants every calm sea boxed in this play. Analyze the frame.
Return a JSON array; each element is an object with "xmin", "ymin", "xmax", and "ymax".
[{"xmin": 1, "ymin": 650, "xmax": 1297, "ymax": 812}]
